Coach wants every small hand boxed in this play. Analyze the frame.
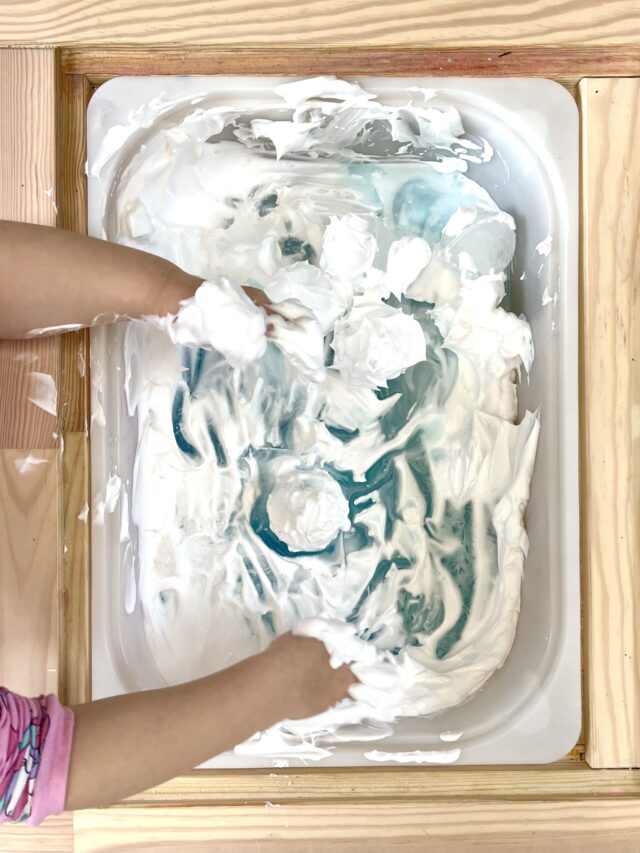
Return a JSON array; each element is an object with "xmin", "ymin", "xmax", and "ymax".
[
  {"xmin": 243, "ymin": 285, "xmax": 273, "ymax": 313},
  {"xmin": 159, "ymin": 276, "xmax": 274, "ymax": 317},
  {"xmin": 261, "ymin": 632, "xmax": 356, "ymax": 720},
  {"xmin": 243, "ymin": 286, "xmax": 293, "ymax": 341}
]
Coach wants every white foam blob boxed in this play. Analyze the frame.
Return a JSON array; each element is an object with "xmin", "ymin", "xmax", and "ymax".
[
  {"xmin": 26, "ymin": 372, "xmax": 58, "ymax": 416},
  {"xmin": 331, "ymin": 303, "xmax": 427, "ymax": 388},
  {"xmin": 364, "ymin": 748, "xmax": 461, "ymax": 765},
  {"xmin": 267, "ymin": 469, "xmax": 350, "ymax": 551},
  {"xmin": 170, "ymin": 278, "xmax": 266, "ymax": 368}
]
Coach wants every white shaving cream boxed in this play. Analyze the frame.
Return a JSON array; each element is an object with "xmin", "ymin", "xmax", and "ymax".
[{"xmin": 94, "ymin": 76, "xmax": 539, "ymax": 760}]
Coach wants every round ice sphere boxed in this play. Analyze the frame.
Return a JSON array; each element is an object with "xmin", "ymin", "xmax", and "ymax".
[
  {"xmin": 392, "ymin": 174, "xmax": 488, "ymax": 244},
  {"xmin": 441, "ymin": 208, "xmax": 516, "ymax": 275}
]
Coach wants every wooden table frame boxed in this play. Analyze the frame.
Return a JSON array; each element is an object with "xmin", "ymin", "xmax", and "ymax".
[{"xmin": 1, "ymin": 44, "xmax": 640, "ymax": 851}]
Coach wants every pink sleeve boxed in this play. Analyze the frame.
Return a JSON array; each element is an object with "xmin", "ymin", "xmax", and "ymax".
[{"xmin": 0, "ymin": 688, "xmax": 75, "ymax": 826}]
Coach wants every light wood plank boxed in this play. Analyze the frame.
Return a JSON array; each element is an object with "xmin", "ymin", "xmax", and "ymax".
[
  {"xmin": 58, "ymin": 71, "xmax": 91, "ymax": 437},
  {"xmin": 126, "ymin": 763, "xmax": 640, "ymax": 805},
  {"xmin": 58, "ymin": 72, "xmax": 90, "ymax": 238},
  {"xmin": 0, "ymin": 47, "xmax": 61, "ymax": 450},
  {"xmin": 60, "ymin": 329, "xmax": 89, "ymax": 434},
  {"xmin": 62, "ymin": 46, "xmax": 640, "ymax": 96},
  {"xmin": 74, "ymin": 800, "xmax": 640, "ymax": 853},
  {"xmin": 2, "ymin": 1, "xmax": 640, "ymax": 47},
  {"xmin": 0, "ymin": 48, "xmax": 59, "ymax": 225},
  {"xmin": 0, "ymin": 338, "xmax": 61, "ymax": 449},
  {"xmin": 580, "ymin": 78, "xmax": 640, "ymax": 769},
  {"xmin": 56, "ymin": 70, "xmax": 92, "ymax": 707},
  {"xmin": 0, "ymin": 49, "xmax": 62, "ymax": 704},
  {"xmin": 0, "ymin": 449, "xmax": 60, "ymax": 695},
  {"xmin": 0, "ymin": 813, "xmax": 73, "ymax": 853},
  {"xmin": 59, "ymin": 432, "xmax": 90, "ymax": 706}
]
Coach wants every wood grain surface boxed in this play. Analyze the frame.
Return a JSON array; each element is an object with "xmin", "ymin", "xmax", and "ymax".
[
  {"xmin": 580, "ymin": 78, "xmax": 640, "ymax": 769},
  {"xmin": 62, "ymin": 46, "xmax": 640, "ymax": 88},
  {"xmin": 0, "ymin": 449, "xmax": 60, "ymax": 696},
  {"xmin": 0, "ymin": 337, "xmax": 61, "ymax": 449},
  {"xmin": 1, "ymin": 0, "xmax": 640, "ymax": 47},
  {"xmin": 0, "ymin": 48, "xmax": 61, "ymax": 450},
  {"xmin": 59, "ymin": 432, "xmax": 90, "ymax": 706},
  {"xmin": 0, "ymin": 49, "xmax": 64, "ymax": 709},
  {"xmin": 58, "ymin": 71, "xmax": 90, "ymax": 238},
  {"xmin": 125, "ymin": 763, "xmax": 639, "ymax": 805},
  {"xmin": 60, "ymin": 329, "xmax": 89, "ymax": 433},
  {"xmin": 58, "ymin": 72, "xmax": 92, "ymax": 440},
  {"xmin": 0, "ymin": 49, "xmax": 59, "ymax": 226},
  {"xmin": 0, "ymin": 813, "xmax": 73, "ymax": 853},
  {"xmin": 56, "ymin": 66, "xmax": 92, "ymax": 706},
  {"xmin": 73, "ymin": 799, "xmax": 640, "ymax": 853}
]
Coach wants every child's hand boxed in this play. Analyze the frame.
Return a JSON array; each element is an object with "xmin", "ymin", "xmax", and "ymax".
[
  {"xmin": 64, "ymin": 630, "xmax": 356, "ymax": 812},
  {"xmin": 243, "ymin": 285, "xmax": 273, "ymax": 312},
  {"xmin": 158, "ymin": 274, "xmax": 274, "ymax": 315},
  {"xmin": 261, "ymin": 632, "xmax": 356, "ymax": 720}
]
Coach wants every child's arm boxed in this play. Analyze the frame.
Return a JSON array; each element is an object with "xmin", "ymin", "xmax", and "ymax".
[
  {"xmin": 65, "ymin": 633, "xmax": 353, "ymax": 811},
  {"xmin": 0, "ymin": 220, "xmax": 201, "ymax": 337},
  {"xmin": 0, "ymin": 220, "xmax": 270, "ymax": 338}
]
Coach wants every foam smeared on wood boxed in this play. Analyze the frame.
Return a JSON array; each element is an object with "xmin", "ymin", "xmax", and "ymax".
[
  {"xmin": 27, "ymin": 371, "xmax": 58, "ymax": 416},
  {"xmin": 14, "ymin": 454, "xmax": 49, "ymax": 475}
]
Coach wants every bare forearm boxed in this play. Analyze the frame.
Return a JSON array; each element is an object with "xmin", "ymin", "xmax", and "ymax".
[
  {"xmin": 65, "ymin": 651, "xmax": 287, "ymax": 811},
  {"xmin": 64, "ymin": 634, "xmax": 354, "ymax": 811},
  {"xmin": 0, "ymin": 220, "xmax": 200, "ymax": 338}
]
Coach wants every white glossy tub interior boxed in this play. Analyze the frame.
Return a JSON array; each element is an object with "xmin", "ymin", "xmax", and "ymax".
[{"xmin": 88, "ymin": 77, "xmax": 580, "ymax": 766}]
